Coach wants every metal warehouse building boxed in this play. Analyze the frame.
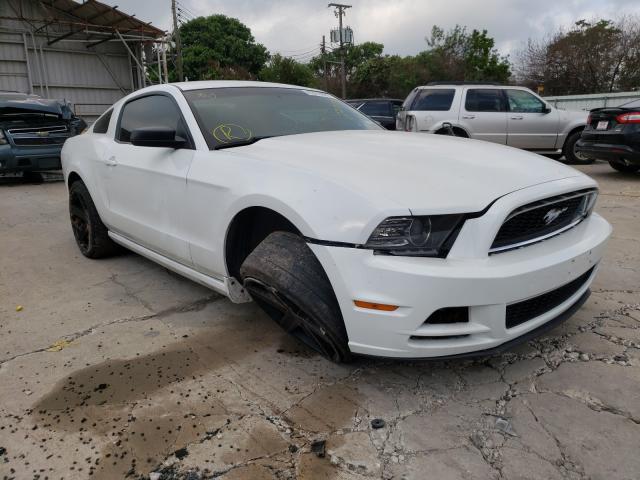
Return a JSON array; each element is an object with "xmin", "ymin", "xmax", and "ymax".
[{"xmin": 1, "ymin": 0, "xmax": 165, "ymax": 122}]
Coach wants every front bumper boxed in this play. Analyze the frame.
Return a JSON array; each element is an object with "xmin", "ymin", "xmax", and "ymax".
[
  {"xmin": 309, "ymin": 181, "xmax": 611, "ymax": 358},
  {"xmin": 0, "ymin": 144, "xmax": 63, "ymax": 173}
]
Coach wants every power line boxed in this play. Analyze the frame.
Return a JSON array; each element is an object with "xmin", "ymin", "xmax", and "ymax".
[
  {"xmin": 275, "ymin": 45, "xmax": 320, "ymax": 54},
  {"xmin": 176, "ymin": 1, "xmax": 199, "ymax": 18}
]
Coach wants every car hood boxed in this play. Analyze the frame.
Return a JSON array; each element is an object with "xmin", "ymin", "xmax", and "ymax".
[
  {"xmin": 231, "ymin": 130, "xmax": 585, "ymax": 213},
  {"xmin": 0, "ymin": 94, "xmax": 74, "ymax": 119}
]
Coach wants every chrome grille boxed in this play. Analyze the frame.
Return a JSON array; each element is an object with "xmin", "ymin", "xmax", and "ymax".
[
  {"xmin": 490, "ymin": 189, "xmax": 598, "ymax": 254},
  {"xmin": 6, "ymin": 124, "xmax": 70, "ymax": 147}
]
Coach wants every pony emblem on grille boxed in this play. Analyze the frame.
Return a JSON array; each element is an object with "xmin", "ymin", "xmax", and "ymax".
[{"xmin": 543, "ymin": 207, "xmax": 568, "ymax": 225}]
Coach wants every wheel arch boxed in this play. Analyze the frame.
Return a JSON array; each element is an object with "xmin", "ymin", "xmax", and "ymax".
[
  {"xmin": 561, "ymin": 124, "xmax": 586, "ymax": 150},
  {"xmin": 224, "ymin": 205, "xmax": 304, "ymax": 280},
  {"xmin": 434, "ymin": 120, "xmax": 471, "ymax": 138},
  {"xmin": 67, "ymin": 171, "xmax": 83, "ymax": 189}
]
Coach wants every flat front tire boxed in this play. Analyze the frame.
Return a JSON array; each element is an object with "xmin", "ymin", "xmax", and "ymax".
[
  {"xmin": 69, "ymin": 180, "xmax": 119, "ymax": 258},
  {"xmin": 240, "ymin": 232, "xmax": 351, "ymax": 362}
]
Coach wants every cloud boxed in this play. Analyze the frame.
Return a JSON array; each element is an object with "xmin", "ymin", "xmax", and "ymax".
[{"xmin": 111, "ymin": 0, "xmax": 640, "ymax": 58}]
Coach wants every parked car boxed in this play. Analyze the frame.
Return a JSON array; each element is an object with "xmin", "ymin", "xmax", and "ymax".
[
  {"xmin": 0, "ymin": 92, "xmax": 86, "ymax": 176},
  {"xmin": 397, "ymin": 83, "xmax": 590, "ymax": 163},
  {"xmin": 62, "ymin": 81, "xmax": 611, "ymax": 362},
  {"xmin": 346, "ymin": 98, "xmax": 403, "ymax": 129},
  {"xmin": 576, "ymin": 98, "xmax": 640, "ymax": 173}
]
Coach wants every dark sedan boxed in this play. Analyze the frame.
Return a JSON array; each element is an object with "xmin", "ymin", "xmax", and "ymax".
[
  {"xmin": 346, "ymin": 98, "xmax": 403, "ymax": 130},
  {"xmin": 576, "ymin": 98, "xmax": 640, "ymax": 173}
]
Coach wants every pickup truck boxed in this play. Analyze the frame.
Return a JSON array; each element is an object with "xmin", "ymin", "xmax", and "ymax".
[{"xmin": 0, "ymin": 92, "xmax": 86, "ymax": 176}]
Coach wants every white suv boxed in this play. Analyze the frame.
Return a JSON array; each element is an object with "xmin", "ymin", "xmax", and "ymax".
[{"xmin": 397, "ymin": 83, "xmax": 590, "ymax": 163}]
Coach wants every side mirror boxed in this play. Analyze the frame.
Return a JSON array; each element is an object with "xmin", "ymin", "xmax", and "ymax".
[
  {"xmin": 542, "ymin": 106, "xmax": 552, "ymax": 114},
  {"xmin": 130, "ymin": 127, "xmax": 186, "ymax": 148}
]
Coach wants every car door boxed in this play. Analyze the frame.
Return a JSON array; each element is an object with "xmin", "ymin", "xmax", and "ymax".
[
  {"xmin": 505, "ymin": 89, "xmax": 559, "ymax": 149},
  {"xmin": 459, "ymin": 88, "xmax": 507, "ymax": 144},
  {"xmin": 101, "ymin": 93, "xmax": 195, "ymax": 265}
]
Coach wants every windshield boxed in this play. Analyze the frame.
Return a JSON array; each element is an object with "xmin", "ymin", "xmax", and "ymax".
[{"xmin": 183, "ymin": 87, "xmax": 381, "ymax": 149}]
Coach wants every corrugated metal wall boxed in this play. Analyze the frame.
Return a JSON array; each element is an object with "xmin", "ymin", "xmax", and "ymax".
[
  {"xmin": 544, "ymin": 92, "xmax": 640, "ymax": 111},
  {"xmin": 0, "ymin": 0, "xmax": 141, "ymax": 122}
]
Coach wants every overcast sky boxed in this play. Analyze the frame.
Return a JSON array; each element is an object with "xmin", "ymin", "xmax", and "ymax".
[{"xmin": 109, "ymin": 0, "xmax": 639, "ymax": 60}]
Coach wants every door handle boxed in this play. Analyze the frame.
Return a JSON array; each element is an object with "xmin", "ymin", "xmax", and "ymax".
[
  {"xmin": 510, "ymin": 116, "xmax": 524, "ymax": 120},
  {"xmin": 105, "ymin": 156, "xmax": 117, "ymax": 167},
  {"xmin": 462, "ymin": 115, "xmax": 476, "ymax": 119}
]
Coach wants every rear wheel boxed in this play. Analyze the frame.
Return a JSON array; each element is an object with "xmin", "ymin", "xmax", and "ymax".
[
  {"xmin": 240, "ymin": 231, "xmax": 351, "ymax": 362},
  {"xmin": 609, "ymin": 160, "xmax": 640, "ymax": 173},
  {"xmin": 69, "ymin": 180, "xmax": 119, "ymax": 258},
  {"xmin": 563, "ymin": 130, "xmax": 593, "ymax": 164}
]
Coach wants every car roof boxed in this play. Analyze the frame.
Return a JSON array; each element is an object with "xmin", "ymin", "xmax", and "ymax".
[
  {"xmin": 170, "ymin": 80, "xmax": 325, "ymax": 92},
  {"xmin": 415, "ymin": 84, "xmax": 527, "ymax": 90},
  {"xmin": 347, "ymin": 98, "xmax": 403, "ymax": 102}
]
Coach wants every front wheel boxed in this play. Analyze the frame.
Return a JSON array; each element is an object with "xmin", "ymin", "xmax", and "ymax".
[
  {"xmin": 69, "ymin": 180, "xmax": 119, "ymax": 258},
  {"xmin": 240, "ymin": 231, "xmax": 351, "ymax": 363},
  {"xmin": 563, "ymin": 131, "xmax": 594, "ymax": 164},
  {"xmin": 609, "ymin": 160, "xmax": 640, "ymax": 173}
]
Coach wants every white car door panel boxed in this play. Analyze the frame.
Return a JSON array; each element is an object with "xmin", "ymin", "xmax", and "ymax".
[
  {"xmin": 505, "ymin": 89, "xmax": 559, "ymax": 149},
  {"xmin": 101, "ymin": 93, "xmax": 194, "ymax": 265},
  {"xmin": 459, "ymin": 88, "xmax": 507, "ymax": 144}
]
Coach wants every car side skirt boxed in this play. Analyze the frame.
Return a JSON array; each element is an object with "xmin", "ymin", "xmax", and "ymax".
[{"xmin": 108, "ymin": 231, "xmax": 252, "ymax": 303}]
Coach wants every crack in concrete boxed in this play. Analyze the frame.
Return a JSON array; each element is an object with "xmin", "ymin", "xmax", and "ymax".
[
  {"xmin": 524, "ymin": 401, "xmax": 586, "ymax": 480},
  {"xmin": 0, "ymin": 295, "xmax": 223, "ymax": 368}
]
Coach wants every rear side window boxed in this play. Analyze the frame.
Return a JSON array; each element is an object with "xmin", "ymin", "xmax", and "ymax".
[
  {"xmin": 92, "ymin": 108, "xmax": 112, "ymax": 134},
  {"xmin": 411, "ymin": 89, "xmax": 455, "ymax": 111},
  {"xmin": 117, "ymin": 94, "xmax": 187, "ymax": 143},
  {"xmin": 360, "ymin": 101, "xmax": 392, "ymax": 116},
  {"xmin": 465, "ymin": 89, "xmax": 506, "ymax": 112}
]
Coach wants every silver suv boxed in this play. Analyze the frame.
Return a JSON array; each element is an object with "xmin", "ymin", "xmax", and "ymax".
[{"xmin": 397, "ymin": 83, "xmax": 590, "ymax": 163}]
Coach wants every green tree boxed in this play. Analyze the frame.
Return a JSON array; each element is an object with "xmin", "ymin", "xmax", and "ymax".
[
  {"xmin": 422, "ymin": 25, "xmax": 511, "ymax": 82},
  {"xmin": 171, "ymin": 15, "xmax": 269, "ymax": 81},
  {"xmin": 258, "ymin": 54, "xmax": 315, "ymax": 87},
  {"xmin": 518, "ymin": 19, "xmax": 640, "ymax": 95},
  {"xmin": 308, "ymin": 41, "xmax": 384, "ymax": 96}
]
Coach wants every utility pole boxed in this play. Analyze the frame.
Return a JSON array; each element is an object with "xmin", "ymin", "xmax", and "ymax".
[
  {"xmin": 171, "ymin": 0, "xmax": 184, "ymax": 82},
  {"xmin": 321, "ymin": 35, "xmax": 328, "ymax": 92},
  {"xmin": 328, "ymin": 3, "xmax": 351, "ymax": 99},
  {"xmin": 161, "ymin": 36, "xmax": 169, "ymax": 83}
]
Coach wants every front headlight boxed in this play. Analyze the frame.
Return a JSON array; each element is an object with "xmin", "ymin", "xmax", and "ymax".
[{"xmin": 365, "ymin": 215, "xmax": 465, "ymax": 257}]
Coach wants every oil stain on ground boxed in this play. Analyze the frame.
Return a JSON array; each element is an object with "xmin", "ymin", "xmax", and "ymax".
[
  {"xmin": 31, "ymin": 329, "xmax": 250, "ymax": 479},
  {"xmin": 29, "ymin": 317, "xmax": 362, "ymax": 479}
]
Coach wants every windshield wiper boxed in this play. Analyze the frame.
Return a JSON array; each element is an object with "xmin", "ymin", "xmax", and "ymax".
[{"xmin": 213, "ymin": 136, "xmax": 275, "ymax": 150}]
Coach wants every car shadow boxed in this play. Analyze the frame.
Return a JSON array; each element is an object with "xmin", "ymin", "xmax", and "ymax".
[{"xmin": 0, "ymin": 171, "xmax": 64, "ymax": 186}]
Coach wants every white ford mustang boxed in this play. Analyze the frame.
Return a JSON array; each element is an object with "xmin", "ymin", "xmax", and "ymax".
[{"xmin": 62, "ymin": 81, "xmax": 611, "ymax": 362}]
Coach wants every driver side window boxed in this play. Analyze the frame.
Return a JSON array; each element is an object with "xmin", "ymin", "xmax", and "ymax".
[
  {"xmin": 506, "ymin": 90, "xmax": 546, "ymax": 113},
  {"xmin": 118, "ymin": 94, "xmax": 188, "ymax": 143}
]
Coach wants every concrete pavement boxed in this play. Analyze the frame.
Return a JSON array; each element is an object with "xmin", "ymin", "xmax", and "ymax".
[{"xmin": 0, "ymin": 163, "xmax": 638, "ymax": 479}]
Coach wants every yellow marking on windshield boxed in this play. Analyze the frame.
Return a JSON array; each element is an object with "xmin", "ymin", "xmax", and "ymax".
[{"xmin": 212, "ymin": 123, "xmax": 253, "ymax": 144}]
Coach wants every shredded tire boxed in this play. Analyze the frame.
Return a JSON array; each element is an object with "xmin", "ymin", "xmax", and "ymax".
[{"xmin": 240, "ymin": 231, "xmax": 351, "ymax": 362}]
